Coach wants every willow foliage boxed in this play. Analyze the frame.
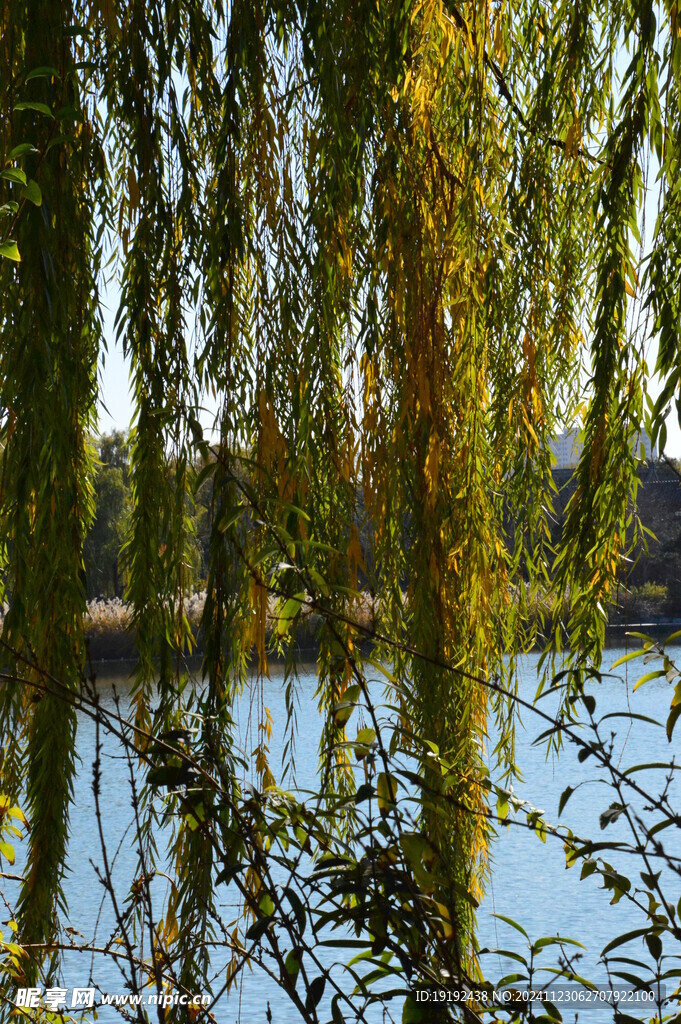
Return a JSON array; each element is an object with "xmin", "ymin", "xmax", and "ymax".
[{"xmin": 0, "ymin": 0, "xmax": 679, "ymax": 1002}]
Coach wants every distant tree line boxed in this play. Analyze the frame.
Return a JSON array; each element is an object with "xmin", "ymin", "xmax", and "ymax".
[
  {"xmin": 86, "ymin": 435, "xmax": 681, "ymax": 624},
  {"xmin": 84, "ymin": 432, "xmax": 211, "ymax": 600}
]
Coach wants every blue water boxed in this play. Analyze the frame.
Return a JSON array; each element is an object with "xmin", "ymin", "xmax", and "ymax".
[{"xmin": 4, "ymin": 650, "xmax": 680, "ymax": 1023}]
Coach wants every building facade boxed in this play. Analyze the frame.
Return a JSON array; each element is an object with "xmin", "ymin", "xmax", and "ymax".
[{"xmin": 549, "ymin": 428, "xmax": 657, "ymax": 469}]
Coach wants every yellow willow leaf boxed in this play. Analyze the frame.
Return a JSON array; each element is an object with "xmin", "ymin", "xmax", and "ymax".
[
  {"xmin": 258, "ymin": 389, "xmax": 285, "ymax": 468},
  {"xmin": 590, "ymin": 423, "xmax": 605, "ymax": 479},
  {"xmin": 424, "ymin": 431, "xmax": 440, "ymax": 503},
  {"xmin": 225, "ymin": 952, "xmax": 240, "ymax": 993},
  {"xmin": 262, "ymin": 706, "xmax": 273, "ymax": 743},
  {"xmin": 8, "ymin": 805, "xmax": 26, "ymax": 825},
  {"xmin": 162, "ymin": 898, "xmax": 179, "ymax": 946},
  {"xmin": 417, "ymin": 360, "xmax": 431, "ymax": 415},
  {"xmin": 522, "ymin": 332, "xmax": 537, "ymax": 394},
  {"xmin": 134, "ymin": 692, "xmax": 152, "ymax": 752},
  {"xmin": 128, "ymin": 166, "xmax": 140, "ymax": 214},
  {"xmin": 522, "ymin": 407, "xmax": 539, "ymax": 447},
  {"xmin": 377, "ymin": 772, "xmax": 399, "ymax": 816},
  {"xmin": 346, "ymin": 523, "xmax": 365, "ymax": 585},
  {"xmin": 565, "ymin": 117, "xmax": 581, "ymax": 157},
  {"xmin": 0, "ymin": 841, "xmax": 15, "ymax": 864},
  {"xmin": 252, "ymin": 582, "xmax": 269, "ymax": 677},
  {"xmin": 433, "ymin": 901, "xmax": 454, "ymax": 940},
  {"xmin": 493, "ymin": 19, "xmax": 507, "ymax": 67},
  {"xmin": 255, "ymin": 748, "xmax": 276, "ymax": 791}
]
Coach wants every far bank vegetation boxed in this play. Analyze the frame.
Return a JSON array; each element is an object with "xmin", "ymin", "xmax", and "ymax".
[{"xmin": 75, "ymin": 434, "xmax": 681, "ymax": 659}]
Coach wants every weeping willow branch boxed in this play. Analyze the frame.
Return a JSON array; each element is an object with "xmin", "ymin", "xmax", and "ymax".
[{"xmin": 1, "ymin": 0, "xmax": 679, "ymax": 1010}]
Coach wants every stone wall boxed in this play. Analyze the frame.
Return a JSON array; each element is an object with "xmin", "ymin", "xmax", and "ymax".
[{"xmin": 552, "ymin": 461, "xmax": 681, "ymax": 616}]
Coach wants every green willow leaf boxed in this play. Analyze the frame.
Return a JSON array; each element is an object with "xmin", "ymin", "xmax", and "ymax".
[
  {"xmin": 22, "ymin": 180, "xmax": 41, "ymax": 206},
  {"xmin": 0, "ymin": 240, "xmax": 21, "ymax": 261},
  {"xmin": 13, "ymin": 99, "xmax": 53, "ymax": 117}
]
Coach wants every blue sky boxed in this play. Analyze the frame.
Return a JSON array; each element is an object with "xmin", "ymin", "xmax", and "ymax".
[{"xmin": 96, "ymin": 310, "xmax": 681, "ymax": 458}]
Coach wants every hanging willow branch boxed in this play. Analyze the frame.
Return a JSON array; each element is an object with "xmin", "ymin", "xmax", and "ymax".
[{"xmin": 0, "ymin": 0, "xmax": 678, "ymax": 1007}]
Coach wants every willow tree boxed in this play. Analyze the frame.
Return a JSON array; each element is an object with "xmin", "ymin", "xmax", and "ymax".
[{"xmin": 0, "ymin": 0, "xmax": 679, "ymax": 1011}]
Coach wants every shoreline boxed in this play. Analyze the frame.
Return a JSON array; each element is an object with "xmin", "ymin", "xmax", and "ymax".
[
  {"xmin": 84, "ymin": 595, "xmax": 377, "ymax": 664},
  {"xmin": 83, "ymin": 598, "xmax": 681, "ymax": 665}
]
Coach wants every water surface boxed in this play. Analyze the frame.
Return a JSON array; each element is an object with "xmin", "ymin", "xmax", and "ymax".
[{"xmin": 7, "ymin": 650, "xmax": 679, "ymax": 1023}]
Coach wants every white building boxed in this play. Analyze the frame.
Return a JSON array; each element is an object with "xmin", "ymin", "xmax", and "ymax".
[{"xmin": 549, "ymin": 428, "xmax": 657, "ymax": 469}]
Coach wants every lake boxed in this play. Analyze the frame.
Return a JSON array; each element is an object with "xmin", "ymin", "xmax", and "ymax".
[{"xmin": 5, "ymin": 649, "xmax": 679, "ymax": 1023}]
